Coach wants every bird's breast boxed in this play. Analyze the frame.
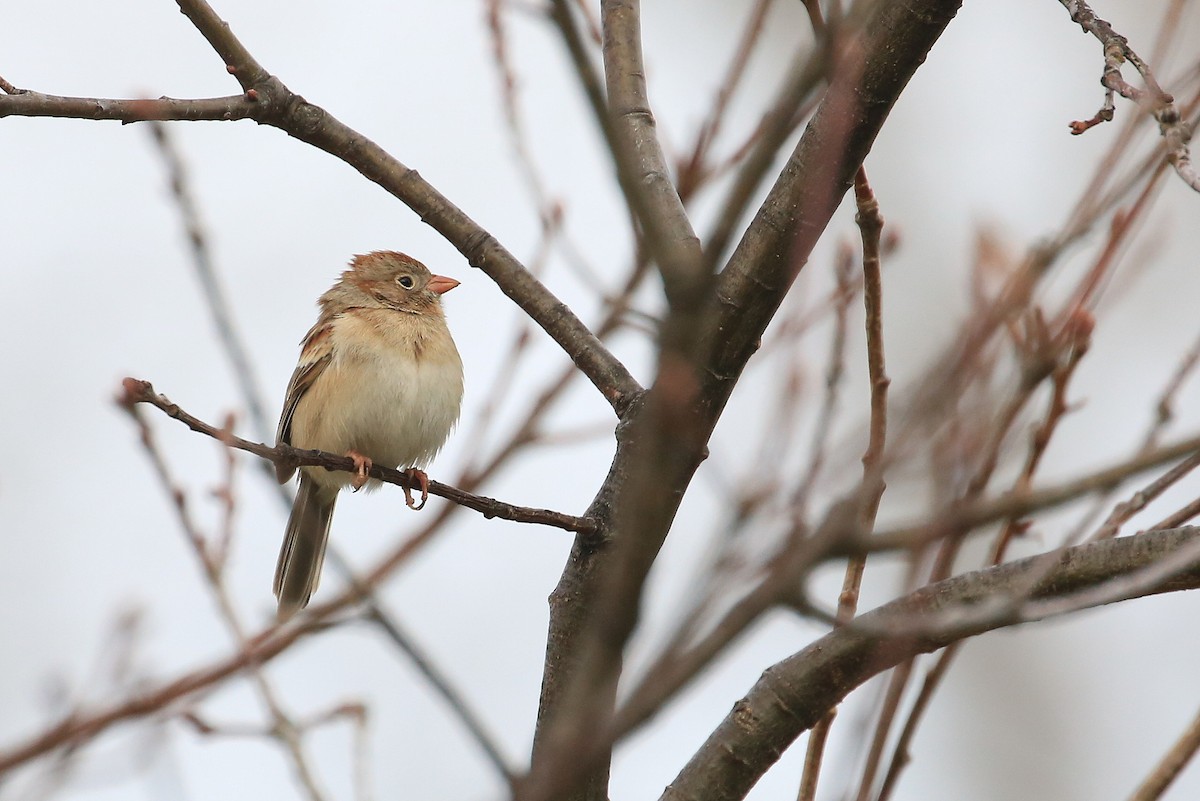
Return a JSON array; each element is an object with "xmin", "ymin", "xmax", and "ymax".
[{"xmin": 289, "ymin": 310, "xmax": 464, "ymax": 487}]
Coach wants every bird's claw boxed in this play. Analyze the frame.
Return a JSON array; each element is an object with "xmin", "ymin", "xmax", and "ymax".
[
  {"xmin": 348, "ymin": 451, "xmax": 373, "ymax": 491},
  {"xmin": 403, "ymin": 468, "xmax": 429, "ymax": 510}
]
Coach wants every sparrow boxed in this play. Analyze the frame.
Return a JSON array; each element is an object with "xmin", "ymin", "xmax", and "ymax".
[{"xmin": 273, "ymin": 251, "xmax": 464, "ymax": 617}]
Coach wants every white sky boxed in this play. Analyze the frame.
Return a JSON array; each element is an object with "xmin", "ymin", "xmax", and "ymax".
[{"xmin": 3, "ymin": 1, "xmax": 1200, "ymax": 800}]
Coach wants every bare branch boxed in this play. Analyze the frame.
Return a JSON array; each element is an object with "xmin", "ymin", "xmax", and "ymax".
[
  {"xmin": 701, "ymin": 44, "xmax": 826, "ymax": 274},
  {"xmin": 0, "ymin": 620, "xmax": 316, "ymax": 774},
  {"xmin": 676, "ymin": 0, "xmax": 776, "ymax": 202},
  {"xmin": 802, "ymin": 165, "xmax": 890, "ymax": 798},
  {"xmin": 867, "ymin": 431, "xmax": 1200, "ymax": 553},
  {"xmin": 146, "ymin": 122, "xmax": 272, "ymax": 437},
  {"xmin": 0, "ymin": 85, "xmax": 255, "ymax": 122},
  {"xmin": 600, "ymin": 0, "xmax": 704, "ymax": 304},
  {"xmin": 704, "ymin": 0, "xmax": 961, "ymax": 415},
  {"xmin": 1, "ymin": 1, "xmax": 643, "ymax": 415},
  {"xmin": 121, "ymin": 402, "xmax": 330, "ymax": 800},
  {"xmin": 662, "ymin": 526, "xmax": 1200, "ymax": 801},
  {"xmin": 119, "ymin": 378, "xmax": 596, "ymax": 535},
  {"xmin": 1059, "ymin": 0, "xmax": 1200, "ymax": 192},
  {"xmin": 1128, "ymin": 702, "xmax": 1200, "ymax": 801}
]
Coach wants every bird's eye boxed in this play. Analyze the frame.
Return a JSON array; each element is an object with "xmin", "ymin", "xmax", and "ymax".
[{"xmin": 396, "ymin": 274, "xmax": 415, "ymax": 289}]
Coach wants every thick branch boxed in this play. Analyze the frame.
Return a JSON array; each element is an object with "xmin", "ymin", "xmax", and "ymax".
[
  {"xmin": 704, "ymin": 0, "xmax": 962, "ymax": 412},
  {"xmin": 601, "ymin": 0, "xmax": 705, "ymax": 305},
  {"xmin": 523, "ymin": 6, "xmax": 962, "ymax": 800},
  {"xmin": 662, "ymin": 527, "xmax": 1200, "ymax": 801}
]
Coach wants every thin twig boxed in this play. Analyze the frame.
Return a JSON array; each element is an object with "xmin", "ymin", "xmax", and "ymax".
[
  {"xmin": 865, "ymin": 431, "xmax": 1200, "ymax": 553},
  {"xmin": 676, "ymin": 0, "xmax": 776, "ymax": 202},
  {"xmin": 796, "ymin": 709, "xmax": 835, "ymax": 801},
  {"xmin": 363, "ymin": 608, "xmax": 517, "ymax": 788},
  {"xmin": 120, "ymin": 403, "xmax": 329, "ymax": 801},
  {"xmin": 800, "ymin": 165, "xmax": 889, "ymax": 799},
  {"xmin": 1146, "ymin": 319, "xmax": 1200, "ymax": 447},
  {"xmin": 1128, "ymin": 702, "xmax": 1200, "ymax": 801},
  {"xmin": 855, "ymin": 167, "xmax": 890, "ymax": 505},
  {"xmin": 1091, "ymin": 451, "xmax": 1200, "ymax": 540},
  {"xmin": 702, "ymin": 42, "xmax": 827, "ymax": 274},
  {"xmin": 1060, "ymin": 0, "xmax": 1200, "ymax": 192},
  {"xmin": 147, "ymin": 121, "xmax": 272, "ymax": 437},
  {"xmin": 790, "ymin": 243, "xmax": 856, "ymax": 519},
  {"xmin": 1144, "ymin": 495, "xmax": 1200, "ymax": 532},
  {"xmin": 876, "ymin": 308, "xmax": 1094, "ymax": 801},
  {"xmin": 119, "ymin": 378, "xmax": 596, "ymax": 534}
]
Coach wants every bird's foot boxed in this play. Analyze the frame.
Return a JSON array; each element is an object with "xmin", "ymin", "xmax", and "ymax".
[
  {"xmin": 347, "ymin": 450, "xmax": 373, "ymax": 491},
  {"xmin": 403, "ymin": 468, "xmax": 430, "ymax": 510}
]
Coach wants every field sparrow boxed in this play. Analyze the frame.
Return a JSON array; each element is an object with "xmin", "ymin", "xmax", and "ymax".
[{"xmin": 274, "ymin": 251, "xmax": 464, "ymax": 617}]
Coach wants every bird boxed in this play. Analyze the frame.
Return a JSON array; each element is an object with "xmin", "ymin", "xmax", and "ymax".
[{"xmin": 273, "ymin": 251, "xmax": 464, "ymax": 617}]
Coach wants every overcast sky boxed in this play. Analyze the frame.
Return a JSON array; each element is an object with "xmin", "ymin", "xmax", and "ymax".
[{"xmin": 3, "ymin": 2, "xmax": 1200, "ymax": 800}]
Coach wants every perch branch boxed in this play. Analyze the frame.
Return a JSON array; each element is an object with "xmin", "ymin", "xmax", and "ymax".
[{"xmin": 119, "ymin": 378, "xmax": 596, "ymax": 535}]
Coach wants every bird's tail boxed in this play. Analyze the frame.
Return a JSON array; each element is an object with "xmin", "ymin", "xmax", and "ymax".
[{"xmin": 274, "ymin": 474, "xmax": 337, "ymax": 619}]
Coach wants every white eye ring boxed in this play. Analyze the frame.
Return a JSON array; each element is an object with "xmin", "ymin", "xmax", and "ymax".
[{"xmin": 396, "ymin": 274, "xmax": 415, "ymax": 289}]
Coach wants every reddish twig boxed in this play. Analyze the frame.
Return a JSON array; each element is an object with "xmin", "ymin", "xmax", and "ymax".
[
  {"xmin": 876, "ymin": 308, "xmax": 1094, "ymax": 801},
  {"xmin": 865, "ymin": 430, "xmax": 1200, "ymax": 554},
  {"xmin": 805, "ymin": 165, "xmax": 889, "ymax": 799},
  {"xmin": 1091, "ymin": 450, "xmax": 1200, "ymax": 541},
  {"xmin": 789, "ymin": 244, "xmax": 856, "ymax": 520},
  {"xmin": 855, "ymin": 167, "xmax": 890, "ymax": 501},
  {"xmin": 0, "ymin": 85, "xmax": 257, "ymax": 122},
  {"xmin": 1128, "ymin": 702, "xmax": 1200, "ymax": 801},
  {"xmin": 0, "ymin": 620, "xmax": 320, "ymax": 774},
  {"xmin": 1060, "ymin": 0, "xmax": 1200, "ymax": 192},
  {"xmin": 676, "ymin": 0, "xmax": 776, "ymax": 202},
  {"xmin": 146, "ymin": 121, "xmax": 273, "ymax": 440},
  {"xmin": 121, "ymin": 402, "xmax": 330, "ymax": 800}
]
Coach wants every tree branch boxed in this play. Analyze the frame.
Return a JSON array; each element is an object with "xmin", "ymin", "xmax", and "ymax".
[
  {"xmin": 0, "ymin": 0, "xmax": 643, "ymax": 416},
  {"xmin": 524, "ymin": 6, "xmax": 963, "ymax": 800},
  {"xmin": 600, "ymin": 0, "xmax": 705, "ymax": 305},
  {"xmin": 866, "ymin": 430, "xmax": 1200, "ymax": 553},
  {"xmin": 0, "ymin": 620, "xmax": 315, "ymax": 775},
  {"xmin": 1058, "ymin": 0, "xmax": 1200, "ymax": 192},
  {"xmin": 704, "ymin": 0, "xmax": 962, "ymax": 413},
  {"xmin": 662, "ymin": 526, "xmax": 1200, "ymax": 801},
  {"xmin": 119, "ymin": 378, "xmax": 596, "ymax": 535},
  {"xmin": 0, "ymin": 86, "xmax": 255, "ymax": 122}
]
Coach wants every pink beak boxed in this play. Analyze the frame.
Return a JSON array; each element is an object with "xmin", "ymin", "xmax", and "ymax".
[{"xmin": 428, "ymin": 275, "xmax": 460, "ymax": 295}]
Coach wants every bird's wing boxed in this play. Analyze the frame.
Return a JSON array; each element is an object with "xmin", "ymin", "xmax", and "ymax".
[{"xmin": 274, "ymin": 319, "xmax": 335, "ymax": 484}]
